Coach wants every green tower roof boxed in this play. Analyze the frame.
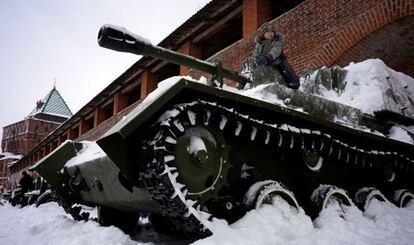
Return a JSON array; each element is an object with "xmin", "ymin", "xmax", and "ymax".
[{"xmin": 28, "ymin": 87, "xmax": 73, "ymax": 118}]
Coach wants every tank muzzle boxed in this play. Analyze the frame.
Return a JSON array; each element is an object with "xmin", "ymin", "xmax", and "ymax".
[{"xmin": 98, "ymin": 24, "xmax": 147, "ymax": 55}]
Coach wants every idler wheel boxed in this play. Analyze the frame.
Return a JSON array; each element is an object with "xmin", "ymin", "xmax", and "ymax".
[
  {"xmin": 393, "ymin": 189, "xmax": 414, "ymax": 208},
  {"xmin": 311, "ymin": 185, "xmax": 353, "ymax": 217},
  {"xmin": 244, "ymin": 180, "xmax": 300, "ymax": 211},
  {"xmin": 354, "ymin": 187, "xmax": 390, "ymax": 210},
  {"xmin": 303, "ymin": 149, "xmax": 323, "ymax": 172}
]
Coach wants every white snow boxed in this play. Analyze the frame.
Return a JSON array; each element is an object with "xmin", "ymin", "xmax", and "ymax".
[
  {"xmin": 233, "ymin": 59, "xmax": 414, "ymax": 144},
  {"xmin": 389, "ymin": 126, "xmax": 414, "ymax": 145},
  {"xmin": 65, "ymin": 141, "xmax": 106, "ymax": 167},
  {"xmin": 0, "ymin": 202, "xmax": 147, "ymax": 245},
  {"xmin": 0, "ymin": 151, "xmax": 23, "ymax": 161},
  {"xmin": 219, "ymin": 115, "xmax": 227, "ymax": 130},
  {"xmin": 187, "ymin": 136, "xmax": 207, "ymax": 156},
  {"xmin": 173, "ymin": 119, "xmax": 185, "ymax": 132},
  {"xmin": 243, "ymin": 180, "xmax": 277, "ymax": 206},
  {"xmin": 239, "ymin": 83, "xmax": 286, "ymax": 106},
  {"xmin": 194, "ymin": 198, "xmax": 414, "ymax": 245},
  {"xmin": 317, "ymin": 59, "xmax": 414, "ymax": 115},
  {"xmin": 250, "ymin": 126, "xmax": 257, "ymax": 141},
  {"xmin": 188, "ymin": 110, "xmax": 197, "ymax": 125},
  {"xmin": 102, "ymin": 24, "xmax": 152, "ymax": 45},
  {"xmin": 235, "ymin": 121, "xmax": 242, "ymax": 136}
]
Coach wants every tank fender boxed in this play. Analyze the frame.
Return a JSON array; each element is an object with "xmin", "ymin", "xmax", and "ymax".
[
  {"xmin": 97, "ymin": 131, "xmax": 139, "ymax": 186},
  {"xmin": 32, "ymin": 141, "xmax": 83, "ymax": 189}
]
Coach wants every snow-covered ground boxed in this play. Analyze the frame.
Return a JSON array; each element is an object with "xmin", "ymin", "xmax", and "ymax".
[
  {"xmin": 196, "ymin": 198, "xmax": 414, "ymax": 245},
  {"xmin": 0, "ymin": 202, "xmax": 144, "ymax": 245},
  {"xmin": 1, "ymin": 198, "xmax": 414, "ymax": 245}
]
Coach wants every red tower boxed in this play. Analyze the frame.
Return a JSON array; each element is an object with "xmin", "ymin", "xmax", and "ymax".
[{"xmin": 0, "ymin": 86, "xmax": 72, "ymax": 191}]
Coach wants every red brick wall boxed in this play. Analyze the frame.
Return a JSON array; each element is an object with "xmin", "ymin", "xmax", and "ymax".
[
  {"xmin": 2, "ymin": 121, "xmax": 25, "ymax": 154},
  {"xmin": 194, "ymin": 0, "xmax": 414, "ymax": 79},
  {"xmin": 0, "ymin": 158, "xmax": 11, "ymax": 191},
  {"xmin": 2, "ymin": 119, "xmax": 59, "ymax": 155},
  {"xmin": 179, "ymin": 41, "xmax": 203, "ymax": 75},
  {"xmin": 242, "ymin": 0, "xmax": 272, "ymax": 37},
  {"xmin": 334, "ymin": 15, "xmax": 414, "ymax": 74},
  {"xmin": 26, "ymin": 119, "xmax": 59, "ymax": 153},
  {"xmin": 140, "ymin": 71, "xmax": 158, "ymax": 99},
  {"xmin": 0, "ymin": 157, "xmax": 22, "ymax": 191},
  {"xmin": 76, "ymin": 101, "xmax": 139, "ymax": 142}
]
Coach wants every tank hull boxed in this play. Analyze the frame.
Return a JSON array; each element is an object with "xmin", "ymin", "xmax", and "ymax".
[
  {"xmin": 33, "ymin": 78, "xmax": 414, "ymax": 235},
  {"xmin": 96, "ymin": 78, "xmax": 414, "ymax": 234}
]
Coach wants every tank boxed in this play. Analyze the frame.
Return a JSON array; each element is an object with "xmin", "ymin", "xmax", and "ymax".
[{"xmin": 34, "ymin": 25, "xmax": 414, "ymax": 237}]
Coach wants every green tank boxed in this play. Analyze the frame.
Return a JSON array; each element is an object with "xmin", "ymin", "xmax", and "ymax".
[{"xmin": 34, "ymin": 25, "xmax": 414, "ymax": 237}]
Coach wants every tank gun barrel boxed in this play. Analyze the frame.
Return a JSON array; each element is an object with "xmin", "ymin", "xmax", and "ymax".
[{"xmin": 98, "ymin": 24, "xmax": 249, "ymax": 87}]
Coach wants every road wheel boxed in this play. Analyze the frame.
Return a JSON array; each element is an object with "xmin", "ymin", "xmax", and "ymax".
[{"xmin": 36, "ymin": 190, "xmax": 52, "ymax": 207}]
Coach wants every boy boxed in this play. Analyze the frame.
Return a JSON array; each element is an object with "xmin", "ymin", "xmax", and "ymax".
[{"xmin": 252, "ymin": 22, "xmax": 300, "ymax": 89}]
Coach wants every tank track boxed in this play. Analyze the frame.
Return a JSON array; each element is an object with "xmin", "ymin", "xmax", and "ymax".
[
  {"xmin": 137, "ymin": 99, "xmax": 414, "ymax": 235},
  {"xmin": 138, "ymin": 129, "xmax": 213, "ymax": 236},
  {"xmin": 52, "ymin": 190, "xmax": 91, "ymax": 221},
  {"xmin": 35, "ymin": 189, "xmax": 52, "ymax": 207}
]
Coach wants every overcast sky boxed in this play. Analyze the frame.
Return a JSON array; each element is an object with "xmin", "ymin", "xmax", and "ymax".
[{"xmin": 0, "ymin": 0, "xmax": 210, "ymax": 146}]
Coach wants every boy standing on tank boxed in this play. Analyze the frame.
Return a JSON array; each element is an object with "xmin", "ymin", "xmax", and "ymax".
[{"xmin": 252, "ymin": 22, "xmax": 300, "ymax": 89}]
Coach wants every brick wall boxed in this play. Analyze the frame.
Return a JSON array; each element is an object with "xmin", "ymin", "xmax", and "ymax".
[
  {"xmin": 0, "ymin": 157, "xmax": 22, "ymax": 191},
  {"xmin": 0, "ymin": 158, "xmax": 12, "ymax": 192},
  {"xmin": 179, "ymin": 41, "xmax": 203, "ymax": 75},
  {"xmin": 334, "ymin": 15, "xmax": 414, "ymax": 74},
  {"xmin": 76, "ymin": 101, "xmax": 139, "ymax": 142},
  {"xmin": 242, "ymin": 0, "xmax": 272, "ymax": 37},
  {"xmin": 2, "ymin": 118, "xmax": 59, "ymax": 155},
  {"xmin": 140, "ymin": 71, "xmax": 158, "ymax": 99},
  {"xmin": 193, "ymin": 0, "xmax": 414, "ymax": 79}
]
